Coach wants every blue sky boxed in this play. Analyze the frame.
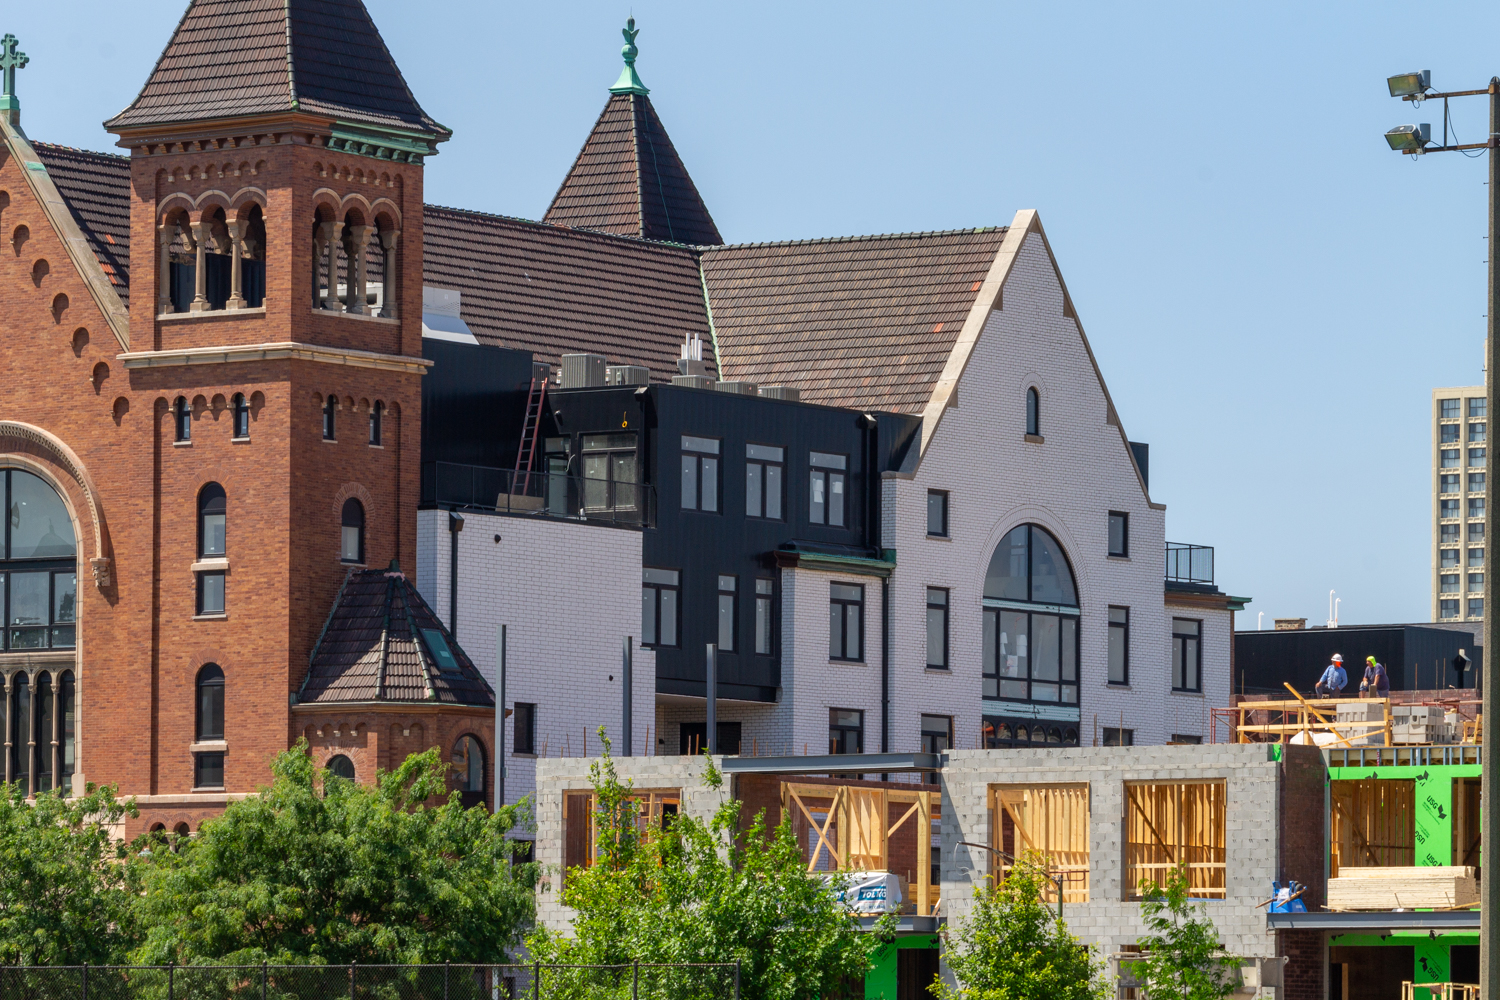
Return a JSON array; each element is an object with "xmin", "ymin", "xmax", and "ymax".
[{"xmin": 8, "ymin": 1, "xmax": 1500, "ymax": 627}]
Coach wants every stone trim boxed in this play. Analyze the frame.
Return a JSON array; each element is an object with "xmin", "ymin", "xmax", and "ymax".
[
  {"xmin": 0, "ymin": 423, "xmax": 110, "ymax": 587},
  {"xmin": 119, "ymin": 341, "xmax": 433, "ymax": 374}
]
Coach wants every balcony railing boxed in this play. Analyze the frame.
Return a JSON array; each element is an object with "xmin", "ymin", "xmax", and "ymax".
[
  {"xmin": 1165, "ymin": 542, "xmax": 1214, "ymax": 585},
  {"xmin": 422, "ymin": 461, "xmax": 655, "ymax": 527}
]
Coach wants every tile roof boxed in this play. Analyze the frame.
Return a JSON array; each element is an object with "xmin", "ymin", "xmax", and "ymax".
[
  {"xmin": 104, "ymin": 0, "xmax": 449, "ymax": 141},
  {"xmin": 30, "ymin": 143, "xmax": 133, "ymax": 308},
  {"xmin": 302, "ymin": 564, "xmax": 494, "ymax": 707},
  {"xmin": 422, "ymin": 205, "xmax": 715, "ymax": 381},
  {"xmin": 544, "ymin": 93, "xmax": 721, "ymax": 246},
  {"xmin": 700, "ymin": 228, "xmax": 1009, "ymax": 413}
]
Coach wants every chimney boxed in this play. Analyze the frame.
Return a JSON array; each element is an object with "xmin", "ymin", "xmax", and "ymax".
[{"xmin": 1273, "ymin": 618, "xmax": 1307, "ymax": 631}]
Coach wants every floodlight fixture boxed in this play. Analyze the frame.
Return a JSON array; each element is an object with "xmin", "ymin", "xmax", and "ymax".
[
  {"xmin": 1387, "ymin": 70, "xmax": 1431, "ymax": 98},
  {"xmin": 1385, "ymin": 123, "xmax": 1431, "ymax": 152}
]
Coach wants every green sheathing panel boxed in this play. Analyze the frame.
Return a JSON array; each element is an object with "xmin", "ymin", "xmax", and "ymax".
[
  {"xmin": 1330, "ymin": 934, "xmax": 1479, "ymax": 987},
  {"xmin": 865, "ymin": 935, "xmax": 939, "ymax": 1000},
  {"xmin": 1327, "ymin": 764, "xmax": 1481, "ymax": 867}
]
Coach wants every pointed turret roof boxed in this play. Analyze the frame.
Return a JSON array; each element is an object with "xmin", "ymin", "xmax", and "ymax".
[
  {"xmin": 105, "ymin": 0, "xmax": 449, "ymax": 150},
  {"xmin": 544, "ymin": 20, "xmax": 721, "ymax": 245}
]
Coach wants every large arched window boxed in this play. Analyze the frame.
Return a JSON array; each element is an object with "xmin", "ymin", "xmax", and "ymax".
[
  {"xmin": 451, "ymin": 735, "xmax": 485, "ymax": 808},
  {"xmin": 982, "ymin": 525, "xmax": 1079, "ymax": 706},
  {"xmin": 2, "ymin": 470, "xmax": 78, "ymax": 652},
  {"xmin": 1025, "ymin": 387, "xmax": 1040, "ymax": 436},
  {"xmin": 196, "ymin": 664, "xmax": 224, "ymax": 740},
  {"xmin": 341, "ymin": 498, "xmax": 365, "ymax": 564},
  {"xmin": 326, "ymin": 754, "xmax": 356, "ymax": 781}
]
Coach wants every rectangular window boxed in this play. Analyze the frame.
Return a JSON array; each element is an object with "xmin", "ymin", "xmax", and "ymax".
[
  {"xmin": 1470, "ymin": 473, "xmax": 1487, "ymax": 493},
  {"xmin": 1470, "ymin": 522, "xmax": 1485, "ymax": 541},
  {"xmin": 581, "ymin": 433, "xmax": 639, "ymax": 512},
  {"xmin": 745, "ymin": 444, "xmax": 784, "ymax": 519},
  {"xmin": 680, "ymin": 436, "xmax": 720, "ymax": 512},
  {"xmin": 991, "ymin": 784, "xmax": 1090, "ymax": 902},
  {"xmin": 1471, "ymin": 547, "xmax": 1486, "ymax": 567},
  {"xmin": 1442, "ymin": 399, "xmax": 1461, "ymax": 419},
  {"xmin": 1471, "ymin": 423, "xmax": 1487, "ymax": 443},
  {"xmin": 1442, "ymin": 499, "xmax": 1461, "ymax": 520},
  {"xmin": 829, "ymin": 709, "xmax": 863, "ymax": 754},
  {"xmin": 1108, "ymin": 606, "xmax": 1129, "ymax": 685},
  {"xmin": 1171, "ymin": 618, "xmax": 1201, "ymax": 692},
  {"xmin": 717, "ymin": 575, "xmax": 737, "ymax": 652},
  {"xmin": 1103, "ymin": 727, "xmax": 1134, "ymax": 747},
  {"xmin": 1469, "ymin": 598, "xmax": 1484, "ymax": 618},
  {"xmin": 829, "ymin": 583, "xmax": 863, "ymax": 661},
  {"xmin": 1441, "ymin": 474, "xmax": 1461, "ymax": 493},
  {"xmin": 920, "ymin": 714, "xmax": 952, "ymax": 754},
  {"xmin": 641, "ymin": 568, "xmax": 680, "ymax": 647},
  {"xmin": 1470, "ymin": 572, "xmax": 1485, "ymax": 593},
  {"xmin": 1441, "ymin": 424, "xmax": 1461, "ymax": 444},
  {"xmin": 2, "ymin": 570, "xmax": 76, "ymax": 651},
  {"xmin": 1171, "ymin": 734, "xmax": 1204, "ymax": 745},
  {"xmin": 514, "ymin": 702, "xmax": 536, "ymax": 755},
  {"xmin": 1472, "ymin": 448, "xmax": 1487, "ymax": 467},
  {"xmin": 194, "ymin": 752, "xmax": 225, "ymax": 789},
  {"xmin": 927, "ymin": 491, "xmax": 949, "ymax": 537},
  {"xmin": 1441, "ymin": 574, "xmax": 1461, "ymax": 593},
  {"xmin": 1441, "ymin": 598, "xmax": 1461, "ymax": 618},
  {"xmin": 1442, "ymin": 548, "xmax": 1461, "ymax": 567},
  {"xmin": 369, "ymin": 404, "xmax": 382, "ymax": 446},
  {"xmin": 1125, "ymin": 781, "xmax": 1227, "ymax": 899},
  {"xmin": 754, "ymin": 578, "xmax": 774, "ymax": 655},
  {"xmin": 197, "ymin": 571, "xmax": 225, "ymax": 616},
  {"xmin": 809, "ymin": 452, "xmax": 847, "ymax": 526},
  {"xmin": 51, "ymin": 572, "xmax": 76, "ymax": 648},
  {"xmin": 1442, "ymin": 523, "xmax": 1461, "ymax": 542},
  {"xmin": 1470, "ymin": 498, "xmax": 1486, "ymax": 519},
  {"xmin": 1108, "ymin": 511, "xmax": 1129, "ymax": 557},
  {"xmin": 920, "ymin": 587, "xmax": 950, "ymax": 669},
  {"xmin": 1442, "ymin": 449, "xmax": 1462, "ymax": 468},
  {"xmin": 1470, "ymin": 397, "xmax": 1487, "ymax": 418},
  {"xmin": 983, "ymin": 608, "xmax": 1079, "ymax": 704}
]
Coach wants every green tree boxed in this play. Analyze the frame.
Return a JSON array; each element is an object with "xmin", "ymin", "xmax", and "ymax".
[
  {"xmin": 528, "ymin": 739, "xmax": 877, "ymax": 1000},
  {"xmin": 0, "ymin": 782, "xmax": 139, "ymax": 965},
  {"xmin": 932, "ymin": 851, "xmax": 1111, "ymax": 1000},
  {"xmin": 1130, "ymin": 866, "xmax": 1238, "ymax": 1000},
  {"xmin": 130, "ymin": 741, "xmax": 535, "ymax": 965}
]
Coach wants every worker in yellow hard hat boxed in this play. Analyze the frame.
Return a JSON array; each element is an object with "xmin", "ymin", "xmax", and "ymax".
[{"xmin": 1359, "ymin": 655, "xmax": 1390, "ymax": 698}]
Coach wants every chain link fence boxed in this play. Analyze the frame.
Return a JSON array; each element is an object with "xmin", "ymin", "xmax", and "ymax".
[{"xmin": 0, "ymin": 964, "xmax": 740, "ymax": 1000}]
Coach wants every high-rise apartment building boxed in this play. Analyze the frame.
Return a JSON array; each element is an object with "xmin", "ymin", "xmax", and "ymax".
[{"xmin": 1433, "ymin": 386, "xmax": 1487, "ymax": 621}]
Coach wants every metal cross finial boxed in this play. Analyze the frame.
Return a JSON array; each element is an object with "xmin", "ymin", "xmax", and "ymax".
[
  {"xmin": 0, "ymin": 34, "xmax": 27, "ymax": 99},
  {"xmin": 620, "ymin": 18, "xmax": 640, "ymax": 66}
]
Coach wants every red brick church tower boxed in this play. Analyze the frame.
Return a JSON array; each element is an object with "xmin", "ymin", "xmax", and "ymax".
[{"xmin": 0, "ymin": 0, "xmax": 493, "ymax": 834}]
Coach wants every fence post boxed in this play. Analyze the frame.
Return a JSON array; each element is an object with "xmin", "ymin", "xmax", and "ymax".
[
  {"xmin": 168, "ymin": 962, "xmax": 175, "ymax": 1000},
  {"xmin": 82, "ymin": 962, "xmax": 87, "ymax": 1000},
  {"xmin": 262, "ymin": 962, "xmax": 267, "ymax": 1000},
  {"xmin": 734, "ymin": 960, "xmax": 741, "ymax": 1000},
  {"xmin": 444, "ymin": 961, "xmax": 450, "ymax": 1000},
  {"xmin": 533, "ymin": 962, "xmax": 540, "ymax": 1000},
  {"xmin": 350, "ymin": 962, "xmax": 356, "ymax": 1000},
  {"xmin": 632, "ymin": 962, "xmax": 638, "ymax": 1000}
]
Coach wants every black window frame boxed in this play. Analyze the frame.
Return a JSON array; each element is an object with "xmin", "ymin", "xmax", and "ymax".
[
  {"xmin": 340, "ymin": 498, "xmax": 365, "ymax": 565},
  {"xmin": 1025, "ymin": 387, "xmax": 1040, "ymax": 436},
  {"xmin": 754, "ymin": 578, "xmax": 775, "ymax": 656},
  {"xmin": 194, "ymin": 751, "xmax": 225, "ymax": 789},
  {"xmin": 809, "ymin": 451, "xmax": 848, "ymax": 527},
  {"xmin": 322, "ymin": 394, "xmax": 337, "ymax": 441},
  {"xmin": 925, "ymin": 586, "xmax": 949, "ymax": 669},
  {"xmin": 717, "ymin": 574, "xmax": 737, "ymax": 653},
  {"xmin": 983, "ymin": 607, "xmax": 1079, "ymax": 705},
  {"xmin": 369, "ymin": 401, "xmax": 383, "ymax": 446},
  {"xmin": 513, "ymin": 702, "xmax": 537, "ymax": 755},
  {"xmin": 196, "ymin": 570, "xmax": 226, "ymax": 616},
  {"xmin": 1108, "ymin": 605, "xmax": 1130, "ymax": 685},
  {"xmin": 1171, "ymin": 617, "xmax": 1203, "ymax": 693},
  {"xmin": 982, "ymin": 715, "xmax": 1080, "ymax": 749},
  {"xmin": 327, "ymin": 754, "xmax": 356, "ymax": 780},
  {"xmin": 174, "ymin": 396, "xmax": 191, "ymax": 442},
  {"xmin": 680, "ymin": 435, "xmax": 721, "ymax": 513},
  {"xmin": 642, "ymin": 567, "xmax": 680, "ymax": 648},
  {"xmin": 745, "ymin": 443, "xmax": 785, "ymax": 520},
  {"xmin": 829, "ymin": 708, "xmax": 864, "ymax": 754},
  {"xmin": 231, "ymin": 393, "xmax": 250, "ymax": 439},
  {"xmin": 1108, "ymin": 511, "xmax": 1129, "ymax": 557},
  {"xmin": 1, "ymin": 471, "xmax": 80, "ymax": 651},
  {"xmin": 926, "ymin": 490, "xmax": 949, "ymax": 537},
  {"xmin": 1102, "ymin": 727, "xmax": 1134, "ymax": 747},
  {"xmin": 196, "ymin": 663, "xmax": 225, "ymax": 741},
  {"xmin": 1170, "ymin": 734, "xmax": 1203, "ymax": 745},
  {"xmin": 829, "ymin": 582, "xmax": 864, "ymax": 662},
  {"xmin": 198, "ymin": 482, "xmax": 226, "ymax": 559}
]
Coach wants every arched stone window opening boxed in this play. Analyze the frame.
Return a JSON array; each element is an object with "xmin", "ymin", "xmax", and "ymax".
[
  {"xmin": 451, "ymin": 734, "xmax": 485, "ymax": 809},
  {"xmin": 9, "ymin": 673, "xmax": 29, "ymax": 791},
  {"xmin": 1026, "ymin": 387, "xmax": 1040, "ymax": 437},
  {"xmin": 369, "ymin": 401, "xmax": 383, "ymax": 446},
  {"xmin": 0, "ymin": 469, "xmax": 79, "ymax": 655},
  {"xmin": 228, "ymin": 204, "xmax": 266, "ymax": 309},
  {"xmin": 198, "ymin": 482, "xmax": 226, "ymax": 559},
  {"xmin": 327, "ymin": 754, "xmax": 356, "ymax": 782},
  {"xmin": 32, "ymin": 672, "xmax": 54, "ymax": 794},
  {"xmin": 232, "ymin": 393, "xmax": 250, "ymax": 439},
  {"xmin": 340, "ymin": 498, "xmax": 365, "ymax": 564},
  {"xmin": 981, "ymin": 524, "xmax": 1079, "ymax": 708},
  {"xmin": 197, "ymin": 206, "xmax": 232, "ymax": 311},
  {"xmin": 58, "ymin": 671, "xmax": 74, "ymax": 793},
  {"xmin": 312, "ymin": 206, "xmax": 342, "ymax": 311},
  {"xmin": 322, "ymin": 393, "xmax": 337, "ymax": 440},
  {"xmin": 173, "ymin": 396, "xmax": 191, "ymax": 442},
  {"xmin": 373, "ymin": 211, "xmax": 401, "ymax": 319},
  {"xmin": 339, "ymin": 208, "xmax": 372, "ymax": 315},
  {"xmin": 158, "ymin": 209, "xmax": 195, "ymax": 314},
  {"xmin": 196, "ymin": 664, "xmax": 224, "ymax": 741}
]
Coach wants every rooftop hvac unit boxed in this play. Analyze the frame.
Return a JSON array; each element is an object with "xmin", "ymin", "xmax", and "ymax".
[
  {"xmin": 671, "ymin": 375, "xmax": 716, "ymax": 390},
  {"xmin": 714, "ymin": 381, "xmax": 759, "ymax": 395},
  {"xmin": 759, "ymin": 385, "xmax": 801, "ymax": 402},
  {"xmin": 531, "ymin": 362, "xmax": 553, "ymax": 384},
  {"xmin": 606, "ymin": 365, "xmax": 651, "ymax": 386},
  {"xmin": 560, "ymin": 354, "xmax": 607, "ymax": 389}
]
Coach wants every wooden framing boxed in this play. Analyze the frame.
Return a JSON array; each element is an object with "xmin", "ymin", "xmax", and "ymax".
[
  {"xmin": 988, "ymin": 783, "xmax": 1090, "ymax": 902},
  {"xmin": 1123, "ymin": 780, "xmax": 1227, "ymax": 899},
  {"xmin": 1329, "ymin": 778, "xmax": 1414, "ymax": 875},
  {"xmin": 562, "ymin": 788, "xmax": 682, "ymax": 876},
  {"xmin": 1232, "ymin": 696, "xmax": 1393, "ymax": 747},
  {"xmin": 780, "ymin": 781, "xmax": 941, "ymax": 916}
]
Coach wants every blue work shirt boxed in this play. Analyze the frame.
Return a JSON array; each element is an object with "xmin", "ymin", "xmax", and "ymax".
[{"xmin": 1318, "ymin": 665, "xmax": 1347, "ymax": 692}]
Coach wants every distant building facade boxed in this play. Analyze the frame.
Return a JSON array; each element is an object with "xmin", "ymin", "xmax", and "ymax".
[{"xmin": 1432, "ymin": 386, "xmax": 1487, "ymax": 623}]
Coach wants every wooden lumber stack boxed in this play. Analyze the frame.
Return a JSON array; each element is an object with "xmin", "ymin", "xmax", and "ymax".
[{"xmin": 1327, "ymin": 866, "xmax": 1478, "ymax": 910}]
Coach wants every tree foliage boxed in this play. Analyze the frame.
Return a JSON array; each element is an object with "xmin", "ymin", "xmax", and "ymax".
[
  {"xmin": 527, "ymin": 739, "xmax": 877, "ymax": 1000},
  {"xmin": 130, "ymin": 741, "xmax": 535, "ymax": 966},
  {"xmin": 932, "ymin": 852, "xmax": 1111, "ymax": 1000},
  {"xmin": 1130, "ymin": 866, "xmax": 1238, "ymax": 1000},
  {"xmin": 0, "ymin": 782, "xmax": 139, "ymax": 965}
]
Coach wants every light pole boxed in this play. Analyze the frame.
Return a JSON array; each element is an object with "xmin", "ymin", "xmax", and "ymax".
[{"xmin": 1383, "ymin": 70, "xmax": 1499, "ymax": 995}]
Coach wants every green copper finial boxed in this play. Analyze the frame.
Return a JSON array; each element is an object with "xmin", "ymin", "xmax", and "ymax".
[
  {"xmin": 0, "ymin": 34, "xmax": 27, "ymax": 116},
  {"xmin": 609, "ymin": 17, "xmax": 650, "ymax": 96}
]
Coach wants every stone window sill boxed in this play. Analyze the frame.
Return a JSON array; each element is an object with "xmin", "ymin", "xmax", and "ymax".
[
  {"xmin": 191, "ymin": 785, "xmax": 225, "ymax": 793},
  {"xmin": 191, "ymin": 558, "xmax": 229, "ymax": 573},
  {"xmin": 189, "ymin": 741, "xmax": 227, "ymax": 753},
  {"xmin": 231, "ymin": 436, "xmax": 251, "ymax": 444},
  {"xmin": 1024, "ymin": 433, "xmax": 1045, "ymax": 444},
  {"xmin": 192, "ymin": 613, "xmax": 228, "ymax": 622},
  {"xmin": 925, "ymin": 534, "xmax": 952, "ymax": 542},
  {"xmin": 172, "ymin": 440, "xmax": 193, "ymax": 447},
  {"xmin": 158, "ymin": 306, "xmax": 267, "ymax": 323},
  {"xmin": 1107, "ymin": 554, "xmax": 1131, "ymax": 562},
  {"xmin": 311, "ymin": 308, "xmax": 399, "ymax": 325}
]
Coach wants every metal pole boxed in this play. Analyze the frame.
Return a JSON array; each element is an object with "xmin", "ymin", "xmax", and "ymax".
[
  {"xmin": 1482, "ymin": 74, "xmax": 1500, "ymax": 1000},
  {"xmin": 444, "ymin": 961, "xmax": 450, "ymax": 1000},
  {"xmin": 631, "ymin": 961, "xmax": 639, "ymax": 1000},
  {"xmin": 497, "ymin": 624, "xmax": 507, "ymax": 807},
  {"xmin": 734, "ymin": 960, "xmax": 741, "ymax": 1000},
  {"xmin": 532, "ymin": 962, "xmax": 540, "ymax": 1000},
  {"xmin": 350, "ymin": 962, "xmax": 356, "ymax": 1000},
  {"xmin": 705, "ymin": 643, "xmax": 718, "ymax": 755},
  {"xmin": 622, "ymin": 637, "xmax": 634, "ymax": 757},
  {"xmin": 168, "ymin": 963, "xmax": 174, "ymax": 1000},
  {"xmin": 82, "ymin": 963, "xmax": 87, "ymax": 1000},
  {"xmin": 262, "ymin": 962, "xmax": 267, "ymax": 1000},
  {"xmin": 448, "ymin": 510, "xmax": 464, "ymax": 638}
]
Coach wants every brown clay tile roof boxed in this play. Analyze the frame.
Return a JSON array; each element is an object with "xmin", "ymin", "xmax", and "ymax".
[
  {"xmin": 544, "ymin": 93, "xmax": 721, "ymax": 246},
  {"xmin": 105, "ymin": 0, "xmax": 449, "ymax": 141},
  {"xmin": 31, "ymin": 143, "xmax": 133, "ymax": 308},
  {"xmin": 701, "ymin": 228, "xmax": 1009, "ymax": 413},
  {"xmin": 302, "ymin": 564, "xmax": 493, "ymax": 706},
  {"xmin": 422, "ymin": 205, "xmax": 715, "ymax": 382}
]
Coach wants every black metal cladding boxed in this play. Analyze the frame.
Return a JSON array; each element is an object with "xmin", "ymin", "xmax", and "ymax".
[
  {"xmin": 1232, "ymin": 624, "xmax": 1482, "ymax": 695},
  {"xmin": 420, "ymin": 339, "xmax": 537, "ymax": 501}
]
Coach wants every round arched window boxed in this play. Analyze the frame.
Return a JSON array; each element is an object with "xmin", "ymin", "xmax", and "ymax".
[
  {"xmin": 982, "ymin": 524, "xmax": 1079, "ymax": 707},
  {"xmin": 2, "ymin": 470, "xmax": 77, "ymax": 653},
  {"xmin": 451, "ymin": 735, "xmax": 484, "ymax": 803},
  {"xmin": 340, "ymin": 498, "xmax": 365, "ymax": 564},
  {"xmin": 326, "ymin": 754, "xmax": 356, "ymax": 781}
]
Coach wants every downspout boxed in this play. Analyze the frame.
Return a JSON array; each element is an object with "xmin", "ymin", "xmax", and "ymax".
[
  {"xmin": 858, "ymin": 413, "xmax": 889, "ymax": 756},
  {"xmin": 448, "ymin": 510, "xmax": 464, "ymax": 639}
]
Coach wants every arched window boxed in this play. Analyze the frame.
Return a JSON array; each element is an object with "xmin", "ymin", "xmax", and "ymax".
[
  {"xmin": 174, "ymin": 396, "xmax": 191, "ymax": 442},
  {"xmin": 341, "ymin": 498, "xmax": 365, "ymax": 564},
  {"xmin": 2, "ymin": 470, "xmax": 78, "ymax": 651},
  {"xmin": 232, "ymin": 393, "xmax": 250, "ymax": 439},
  {"xmin": 982, "ymin": 524, "xmax": 1079, "ymax": 707},
  {"xmin": 322, "ymin": 394, "xmax": 336, "ymax": 440},
  {"xmin": 9, "ymin": 672, "xmax": 28, "ymax": 790},
  {"xmin": 451, "ymin": 735, "xmax": 485, "ymax": 808},
  {"xmin": 196, "ymin": 664, "xmax": 224, "ymax": 740},
  {"xmin": 327, "ymin": 754, "xmax": 356, "ymax": 781},
  {"xmin": 369, "ymin": 401, "xmax": 383, "ymax": 446},
  {"xmin": 198, "ymin": 483, "xmax": 226, "ymax": 558},
  {"xmin": 239, "ymin": 205, "xmax": 266, "ymax": 309},
  {"xmin": 33, "ymin": 672, "xmax": 53, "ymax": 793},
  {"xmin": 59, "ymin": 671, "xmax": 74, "ymax": 793},
  {"xmin": 1026, "ymin": 387, "xmax": 1040, "ymax": 436}
]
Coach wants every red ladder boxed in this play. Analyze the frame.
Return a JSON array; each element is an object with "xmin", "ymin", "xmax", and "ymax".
[{"xmin": 511, "ymin": 376, "xmax": 547, "ymax": 496}]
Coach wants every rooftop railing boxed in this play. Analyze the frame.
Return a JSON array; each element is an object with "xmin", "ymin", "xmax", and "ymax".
[
  {"xmin": 422, "ymin": 461, "xmax": 655, "ymax": 527},
  {"xmin": 1165, "ymin": 542, "xmax": 1214, "ymax": 585}
]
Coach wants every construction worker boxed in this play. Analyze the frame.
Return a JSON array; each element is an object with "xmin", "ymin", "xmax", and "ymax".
[
  {"xmin": 1359, "ymin": 655, "xmax": 1390, "ymax": 698},
  {"xmin": 1314, "ymin": 654, "xmax": 1347, "ymax": 698}
]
